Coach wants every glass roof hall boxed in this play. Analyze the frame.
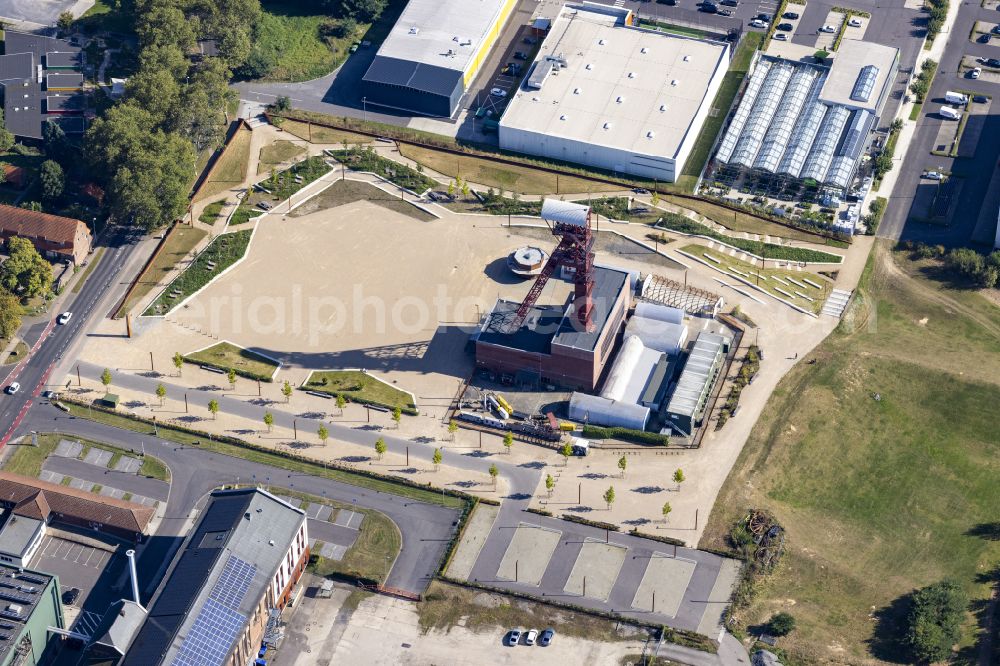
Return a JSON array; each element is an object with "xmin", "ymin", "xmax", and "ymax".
[{"xmin": 753, "ymin": 67, "xmax": 818, "ymax": 173}]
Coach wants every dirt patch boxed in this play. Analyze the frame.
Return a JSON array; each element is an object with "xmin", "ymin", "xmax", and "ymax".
[{"xmin": 291, "ymin": 179, "xmax": 435, "ymax": 222}]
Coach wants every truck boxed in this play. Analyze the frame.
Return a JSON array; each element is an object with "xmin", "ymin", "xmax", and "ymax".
[
  {"xmin": 944, "ymin": 90, "xmax": 968, "ymax": 105},
  {"xmin": 939, "ymin": 105, "xmax": 961, "ymax": 120}
]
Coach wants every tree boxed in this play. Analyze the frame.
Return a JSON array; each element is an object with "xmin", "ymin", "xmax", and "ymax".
[
  {"xmin": 907, "ymin": 579, "xmax": 966, "ymax": 663},
  {"xmin": 503, "ymin": 432, "xmax": 513, "ymax": 454},
  {"xmin": 650, "ymin": 190, "xmax": 660, "ymax": 206},
  {"xmin": 57, "ymin": 11, "xmax": 75, "ymax": 32},
  {"xmin": 618, "ymin": 455, "xmax": 627, "ymax": 478},
  {"xmin": 375, "ymin": 437, "xmax": 387, "ymax": 460},
  {"xmin": 489, "ymin": 463, "xmax": 498, "ymax": 487},
  {"xmin": 101, "ymin": 368, "xmax": 112, "ymax": 390},
  {"xmin": 339, "ymin": 0, "xmax": 388, "ymax": 23},
  {"xmin": 227, "ymin": 368, "xmax": 237, "ymax": 389},
  {"xmin": 560, "ymin": 442, "xmax": 573, "ymax": 465},
  {"xmin": 447, "ymin": 419, "xmax": 458, "ymax": 441},
  {"xmin": 0, "ymin": 289, "xmax": 22, "ymax": 339},
  {"xmin": 673, "ymin": 468, "xmax": 685, "ymax": 491},
  {"xmin": 155, "ymin": 383, "xmax": 166, "ymax": 406},
  {"xmin": 0, "ymin": 110, "xmax": 14, "ymax": 153},
  {"xmin": 391, "ymin": 406, "xmax": 402, "ymax": 429},
  {"xmin": 662, "ymin": 501, "xmax": 672, "ymax": 524},
  {"xmin": 545, "ymin": 473, "xmax": 554, "ymax": 497},
  {"xmin": 43, "ymin": 120, "xmax": 70, "ymax": 164},
  {"xmin": 335, "ymin": 394, "xmax": 346, "ymax": 415},
  {"xmin": 272, "ymin": 95, "xmax": 292, "ymax": 113},
  {"xmin": 282, "ymin": 380, "xmax": 293, "ymax": 402},
  {"xmin": 318, "ymin": 424, "xmax": 329, "ymax": 445},
  {"xmin": 447, "ymin": 180, "xmax": 455, "ymax": 197},
  {"xmin": 208, "ymin": 399, "xmax": 219, "ymax": 420},
  {"xmin": 432, "ymin": 447, "xmax": 442, "ymax": 471},
  {"xmin": 603, "ymin": 485, "xmax": 616, "ymax": 510},
  {"xmin": 172, "ymin": 352, "xmax": 184, "ymax": 376},
  {"xmin": 263, "ymin": 411, "xmax": 274, "ymax": 432},
  {"xmin": 768, "ymin": 612, "xmax": 796, "ymax": 637},
  {"xmin": 39, "ymin": 161, "xmax": 65, "ymax": 201},
  {"xmin": 0, "ymin": 237, "xmax": 53, "ymax": 299}
]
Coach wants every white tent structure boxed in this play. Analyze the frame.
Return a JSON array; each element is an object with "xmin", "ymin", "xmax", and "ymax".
[
  {"xmin": 569, "ymin": 392, "xmax": 650, "ymax": 431},
  {"xmin": 600, "ymin": 334, "xmax": 645, "ymax": 402},
  {"xmin": 634, "ymin": 301, "xmax": 685, "ymax": 325},
  {"xmin": 541, "ymin": 198, "xmax": 589, "ymax": 226},
  {"xmin": 625, "ymin": 317, "xmax": 688, "ymax": 356}
]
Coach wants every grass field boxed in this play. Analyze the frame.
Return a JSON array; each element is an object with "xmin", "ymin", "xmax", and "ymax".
[
  {"xmin": 60, "ymin": 402, "xmax": 466, "ymax": 509},
  {"xmin": 677, "ymin": 32, "xmax": 764, "ymax": 191},
  {"xmin": 116, "ymin": 225, "xmax": 208, "ymax": 318},
  {"xmin": 281, "ymin": 487, "xmax": 401, "ymax": 583},
  {"xmin": 184, "ymin": 341, "xmax": 279, "ymax": 381},
  {"xmin": 194, "ymin": 126, "xmax": 253, "ymax": 202},
  {"xmin": 397, "ymin": 144, "xmax": 607, "ymax": 195},
  {"xmin": 302, "ymin": 370, "xmax": 416, "ymax": 414},
  {"xmin": 680, "ymin": 243, "xmax": 831, "ymax": 312},
  {"xmin": 280, "ymin": 119, "xmax": 371, "ymax": 145},
  {"xmin": 144, "ymin": 229, "xmax": 252, "ymax": 316},
  {"xmin": 701, "ymin": 244, "xmax": 1000, "ymax": 664},
  {"xmin": 257, "ymin": 140, "xmax": 307, "ymax": 174},
  {"xmin": 664, "ymin": 196, "xmax": 840, "ymax": 246},
  {"xmin": 1, "ymin": 340, "xmax": 27, "ymax": 366},
  {"xmin": 2, "ymin": 433, "xmax": 169, "ymax": 482},
  {"xmin": 198, "ymin": 199, "xmax": 227, "ymax": 225},
  {"xmin": 289, "ymin": 179, "xmax": 435, "ymax": 222}
]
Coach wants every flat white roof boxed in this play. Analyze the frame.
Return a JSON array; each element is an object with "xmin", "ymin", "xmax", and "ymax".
[
  {"xmin": 500, "ymin": 6, "xmax": 729, "ymax": 159},
  {"xmin": 819, "ymin": 38, "xmax": 898, "ymax": 112},
  {"xmin": 375, "ymin": 0, "xmax": 509, "ymax": 74}
]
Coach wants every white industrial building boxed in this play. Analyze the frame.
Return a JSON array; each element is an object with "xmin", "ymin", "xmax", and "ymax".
[
  {"xmin": 498, "ymin": 3, "xmax": 730, "ymax": 182},
  {"xmin": 714, "ymin": 39, "xmax": 899, "ymax": 191}
]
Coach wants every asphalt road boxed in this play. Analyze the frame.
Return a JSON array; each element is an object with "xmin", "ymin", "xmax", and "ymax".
[
  {"xmin": 18, "ymin": 403, "xmax": 465, "ymax": 596},
  {"xmin": 0, "ymin": 228, "xmax": 142, "ymax": 445},
  {"xmin": 879, "ymin": 2, "xmax": 1000, "ymax": 245}
]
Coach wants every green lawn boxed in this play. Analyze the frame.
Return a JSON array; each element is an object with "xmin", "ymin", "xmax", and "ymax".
[
  {"xmin": 677, "ymin": 31, "xmax": 764, "ymax": 191},
  {"xmin": 288, "ymin": 179, "xmax": 436, "ymax": 222},
  {"xmin": 663, "ymin": 195, "xmax": 840, "ymax": 245},
  {"xmin": 331, "ymin": 148, "xmax": 437, "ymax": 193},
  {"xmin": 117, "ymin": 225, "xmax": 208, "ymax": 318},
  {"xmin": 198, "ymin": 199, "xmax": 227, "ymax": 225},
  {"xmin": 230, "ymin": 155, "xmax": 331, "ymax": 224},
  {"xmin": 60, "ymin": 401, "xmax": 466, "ymax": 509},
  {"xmin": 194, "ymin": 126, "xmax": 253, "ymax": 202},
  {"xmin": 257, "ymin": 140, "xmax": 307, "ymax": 174},
  {"xmin": 76, "ymin": 0, "xmax": 134, "ymax": 35},
  {"xmin": 281, "ymin": 119, "xmax": 371, "ymax": 145},
  {"xmin": 302, "ymin": 370, "xmax": 416, "ymax": 414},
  {"xmin": 183, "ymin": 341, "xmax": 280, "ymax": 381},
  {"xmin": 2, "ymin": 433, "xmax": 169, "ymax": 482},
  {"xmin": 701, "ymin": 244, "xmax": 1000, "ymax": 664},
  {"xmin": 144, "ymin": 229, "xmax": 252, "ymax": 316},
  {"xmin": 1, "ymin": 340, "xmax": 27, "ymax": 366}
]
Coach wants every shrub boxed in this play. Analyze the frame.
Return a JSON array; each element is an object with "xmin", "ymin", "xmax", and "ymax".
[
  {"xmin": 768, "ymin": 612, "xmax": 797, "ymax": 636},
  {"xmin": 906, "ymin": 580, "xmax": 966, "ymax": 663},
  {"xmin": 581, "ymin": 425, "xmax": 670, "ymax": 446}
]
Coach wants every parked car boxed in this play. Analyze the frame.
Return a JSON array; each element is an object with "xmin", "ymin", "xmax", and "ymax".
[
  {"xmin": 633, "ymin": 188, "xmax": 650, "ymax": 194},
  {"xmin": 777, "ymin": 23, "xmax": 793, "ymax": 31},
  {"xmin": 993, "ymin": 24, "xmax": 1000, "ymax": 34},
  {"xmin": 41, "ymin": 390, "xmax": 56, "ymax": 399},
  {"xmin": 539, "ymin": 628, "xmax": 555, "ymax": 646},
  {"xmin": 5, "ymin": 382, "xmax": 20, "ymax": 395},
  {"xmin": 974, "ymin": 95, "xmax": 988, "ymax": 103},
  {"xmin": 349, "ymin": 42, "xmax": 360, "ymax": 53},
  {"xmin": 62, "ymin": 588, "xmax": 81, "ymax": 605},
  {"xmin": 506, "ymin": 629, "xmax": 522, "ymax": 646},
  {"xmin": 525, "ymin": 629, "xmax": 539, "ymax": 646},
  {"xmin": 970, "ymin": 67, "xmax": 982, "ymax": 79},
  {"xmin": 513, "ymin": 51, "xmax": 528, "ymax": 60},
  {"xmin": 490, "ymin": 87, "xmax": 507, "ymax": 98},
  {"xmin": 720, "ymin": 0, "xmax": 738, "ymax": 6},
  {"xmin": 718, "ymin": 8, "xmax": 733, "ymax": 15},
  {"xmin": 988, "ymin": 58, "xmax": 1000, "ymax": 67},
  {"xmin": 923, "ymin": 171, "xmax": 943, "ymax": 180},
  {"xmin": 773, "ymin": 32, "xmax": 788, "ymax": 40},
  {"xmin": 524, "ymin": 36, "xmax": 537, "ymax": 44},
  {"xmin": 57, "ymin": 311, "xmax": 72, "ymax": 325},
  {"xmin": 699, "ymin": 3, "xmax": 718, "ymax": 13},
  {"xmin": 658, "ymin": 0, "xmax": 677, "ymax": 4},
  {"xmin": 749, "ymin": 18, "xmax": 767, "ymax": 28},
  {"xmin": 819, "ymin": 24, "xmax": 837, "ymax": 33},
  {"xmin": 848, "ymin": 17, "xmax": 863, "ymax": 27},
  {"xmin": 782, "ymin": 11, "xmax": 799, "ymax": 19},
  {"xmin": 756, "ymin": 13, "xmax": 772, "ymax": 21},
  {"xmin": 978, "ymin": 33, "xmax": 992, "ymax": 43}
]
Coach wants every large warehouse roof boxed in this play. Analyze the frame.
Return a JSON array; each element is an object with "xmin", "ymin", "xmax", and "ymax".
[
  {"xmin": 819, "ymin": 39, "xmax": 898, "ymax": 112},
  {"xmin": 500, "ymin": 5, "xmax": 729, "ymax": 161},
  {"xmin": 375, "ymin": 0, "xmax": 511, "ymax": 75}
]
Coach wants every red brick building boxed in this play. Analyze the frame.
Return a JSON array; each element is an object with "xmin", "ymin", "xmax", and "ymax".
[{"xmin": 0, "ymin": 204, "xmax": 93, "ymax": 265}]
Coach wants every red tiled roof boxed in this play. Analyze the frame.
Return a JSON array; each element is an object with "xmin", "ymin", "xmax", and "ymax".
[
  {"xmin": 0, "ymin": 204, "xmax": 86, "ymax": 245},
  {"xmin": 0, "ymin": 471, "xmax": 154, "ymax": 534}
]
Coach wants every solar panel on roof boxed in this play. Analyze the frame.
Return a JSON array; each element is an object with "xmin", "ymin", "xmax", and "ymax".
[
  {"xmin": 208, "ymin": 555, "xmax": 257, "ymax": 610},
  {"xmin": 850, "ymin": 65, "xmax": 879, "ymax": 103},
  {"xmin": 171, "ymin": 598, "xmax": 246, "ymax": 666}
]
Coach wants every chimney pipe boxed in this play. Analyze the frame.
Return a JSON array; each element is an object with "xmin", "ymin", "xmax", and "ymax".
[{"xmin": 126, "ymin": 549, "xmax": 142, "ymax": 609}]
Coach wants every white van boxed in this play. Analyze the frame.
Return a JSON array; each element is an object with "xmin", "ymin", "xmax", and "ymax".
[
  {"xmin": 944, "ymin": 90, "xmax": 968, "ymax": 105},
  {"xmin": 939, "ymin": 106, "xmax": 960, "ymax": 120}
]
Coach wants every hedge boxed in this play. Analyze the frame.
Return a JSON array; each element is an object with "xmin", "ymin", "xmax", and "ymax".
[
  {"xmin": 628, "ymin": 528, "xmax": 686, "ymax": 548},
  {"xmin": 184, "ymin": 357, "xmax": 275, "ymax": 383},
  {"xmin": 582, "ymin": 424, "xmax": 670, "ymax": 446},
  {"xmin": 526, "ymin": 507, "xmax": 553, "ymax": 517},
  {"xmin": 298, "ymin": 385, "xmax": 418, "ymax": 416},
  {"xmin": 437, "ymin": 497, "xmax": 479, "ymax": 577},
  {"xmin": 561, "ymin": 514, "xmax": 621, "ymax": 532}
]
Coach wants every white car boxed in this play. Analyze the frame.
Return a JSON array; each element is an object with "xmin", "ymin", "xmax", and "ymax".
[
  {"xmin": 970, "ymin": 67, "xmax": 982, "ymax": 79},
  {"xmin": 847, "ymin": 17, "xmax": 863, "ymax": 27},
  {"xmin": 524, "ymin": 629, "xmax": 538, "ymax": 646},
  {"xmin": 749, "ymin": 18, "xmax": 767, "ymax": 28},
  {"xmin": 923, "ymin": 171, "xmax": 943, "ymax": 180},
  {"xmin": 5, "ymin": 382, "xmax": 20, "ymax": 395},
  {"xmin": 819, "ymin": 24, "xmax": 837, "ymax": 33},
  {"xmin": 490, "ymin": 87, "xmax": 507, "ymax": 98},
  {"xmin": 773, "ymin": 32, "xmax": 787, "ymax": 40},
  {"xmin": 57, "ymin": 311, "xmax": 73, "ymax": 325}
]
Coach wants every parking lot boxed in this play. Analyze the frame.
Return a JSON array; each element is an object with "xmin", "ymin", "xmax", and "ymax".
[{"xmin": 0, "ymin": 0, "xmax": 81, "ymax": 26}]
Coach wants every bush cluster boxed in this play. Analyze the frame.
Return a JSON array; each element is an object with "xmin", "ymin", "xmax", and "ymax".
[
  {"xmin": 717, "ymin": 346, "xmax": 759, "ymax": 430},
  {"xmin": 899, "ymin": 241, "xmax": 1000, "ymax": 288},
  {"xmin": 909, "ymin": 59, "xmax": 938, "ymax": 103},
  {"xmin": 581, "ymin": 424, "xmax": 670, "ymax": 446},
  {"xmin": 331, "ymin": 146, "xmax": 437, "ymax": 193}
]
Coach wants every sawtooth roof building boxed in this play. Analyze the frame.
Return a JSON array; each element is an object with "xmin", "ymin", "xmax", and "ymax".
[
  {"xmin": 499, "ymin": 4, "xmax": 730, "ymax": 182},
  {"xmin": 0, "ymin": 30, "xmax": 85, "ymax": 140},
  {"xmin": 0, "ymin": 563, "xmax": 64, "ymax": 666},
  {"xmin": 360, "ymin": 0, "xmax": 517, "ymax": 117},
  {"xmin": 712, "ymin": 39, "xmax": 898, "ymax": 192}
]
